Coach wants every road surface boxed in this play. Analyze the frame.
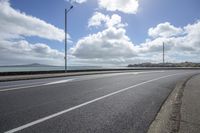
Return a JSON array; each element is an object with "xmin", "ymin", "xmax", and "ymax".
[{"xmin": 0, "ymin": 70, "xmax": 199, "ymax": 133}]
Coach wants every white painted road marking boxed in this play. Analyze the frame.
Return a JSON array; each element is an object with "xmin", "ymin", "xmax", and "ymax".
[
  {"xmin": 0, "ymin": 79, "xmax": 74, "ymax": 92},
  {"xmin": 43, "ymin": 79, "xmax": 74, "ymax": 85},
  {"xmin": 5, "ymin": 73, "xmax": 180, "ymax": 133}
]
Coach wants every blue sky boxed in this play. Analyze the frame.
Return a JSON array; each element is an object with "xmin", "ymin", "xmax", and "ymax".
[
  {"xmin": 0, "ymin": 0, "xmax": 200, "ymax": 66},
  {"xmin": 11, "ymin": 0, "xmax": 200, "ymax": 44}
]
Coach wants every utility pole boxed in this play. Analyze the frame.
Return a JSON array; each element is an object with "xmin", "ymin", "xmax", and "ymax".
[
  {"xmin": 163, "ymin": 42, "xmax": 165, "ymax": 64},
  {"xmin": 64, "ymin": 5, "xmax": 73, "ymax": 72}
]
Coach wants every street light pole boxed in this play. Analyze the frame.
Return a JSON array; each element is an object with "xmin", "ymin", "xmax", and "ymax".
[
  {"xmin": 163, "ymin": 42, "xmax": 165, "ymax": 64},
  {"xmin": 65, "ymin": 9, "xmax": 67, "ymax": 72},
  {"xmin": 64, "ymin": 6, "xmax": 73, "ymax": 72}
]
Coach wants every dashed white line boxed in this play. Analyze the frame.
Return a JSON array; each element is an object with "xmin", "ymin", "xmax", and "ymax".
[{"xmin": 5, "ymin": 73, "xmax": 180, "ymax": 133}]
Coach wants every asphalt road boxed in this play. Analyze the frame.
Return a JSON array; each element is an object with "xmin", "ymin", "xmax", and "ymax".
[{"xmin": 0, "ymin": 70, "xmax": 199, "ymax": 133}]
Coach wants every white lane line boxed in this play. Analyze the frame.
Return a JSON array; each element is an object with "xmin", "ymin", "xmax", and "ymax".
[
  {"xmin": 43, "ymin": 79, "xmax": 74, "ymax": 85},
  {"xmin": 4, "ymin": 73, "xmax": 179, "ymax": 133},
  {"xmin": 0, "ymin": 79, "xmax": 74, "ymax": 92}
]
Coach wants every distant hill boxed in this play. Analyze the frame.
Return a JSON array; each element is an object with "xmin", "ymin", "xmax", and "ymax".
[
  {"xmin": 128, "ymin": 62, "xmax": 200, "ymax": 67},
  {"xmin": 0, "ymin": 63, "xmax": 55, "ymax": 67}
]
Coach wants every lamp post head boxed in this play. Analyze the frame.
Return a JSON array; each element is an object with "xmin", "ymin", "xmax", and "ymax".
[{"xmin": 66, "ymin": 5, "xmax": 73, "ymax": 13}]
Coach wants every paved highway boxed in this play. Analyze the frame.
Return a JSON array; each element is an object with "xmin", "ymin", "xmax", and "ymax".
[{"xmin": 0, "ymin": 70, "xmax": 199, "ymax": 133}]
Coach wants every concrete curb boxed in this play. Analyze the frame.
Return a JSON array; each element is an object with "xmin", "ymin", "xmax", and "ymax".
[{"xmin": 147, "ymin": 74, "xmax": 197, "ymax": 133}]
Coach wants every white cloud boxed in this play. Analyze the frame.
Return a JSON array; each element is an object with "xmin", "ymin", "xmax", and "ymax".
[
  {"xmin": 137, "ymin": 21, "xmax": 200, "ymax": 62},
  {"xmin": 148, "ymin": 22, "xmax": 183, "ymax": 38},
  {"xmin": 67, "ymin": 0, "xmax": 140, "ymax": 15},
  {"xmin": 107, "ymin": 14, "xmax": 127, "ymax": 28},
  {"xmin": 98, "ymin": 0, "xmax": 139, "ymax": 14},
  {"xmin": 0, "ymin": 0, "xmax": 69, "ymax": 42},
  {"xmin": 1, "ymin": 0, "xmax": 200, "ymax": 66},
  {"xmin": 71, "ymin": 20, "xmax": 200, "ymax": 65},
  {"xmin": 71, "ymin": 0, "xmax": 87, "ymax": 4},
  {"xmin": 88, "ymin": 12, "xmax": 109, "ymax": 27},
  {"xmin": 175, "ymin": 21, "xmax": 200, "ymax": 52},
  {"xmin": 71, "ymin": 27, "xmax": 136, "ymax": 59},
  {"xmin": 88, "ymin": 12, "xmax": 127, "ymax": 28},
  {"xmin": 71, "ymin": 13, "xmax": 134, "ymax": 64},
  {"xmin": 0, "ymin": 40, "xmax": 64, "ymax": 65},
  {"xmin": 0, "ymin": 0, "xmax": 67, "ymax": 66}
]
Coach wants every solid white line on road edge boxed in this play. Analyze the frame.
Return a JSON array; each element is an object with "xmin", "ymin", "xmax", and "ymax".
[
  {"xmin": 0, "ymin": 79, "xmax": 74, "ymax": 92},
  {"xmin": 5, "ymin": 73, "xmax": 180, "ymax": 133}
]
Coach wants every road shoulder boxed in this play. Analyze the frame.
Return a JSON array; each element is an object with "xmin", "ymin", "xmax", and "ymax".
[
  {"xmin": 148, "ymin": 74, "xmax": 198, "ymax": 133},
  {"xmin": 179, "ymin": 74, "xmax": 200, "ymax": 133}
]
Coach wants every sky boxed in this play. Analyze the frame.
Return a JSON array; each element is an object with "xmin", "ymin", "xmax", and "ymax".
[{"xmin": 0, "ymin": 0, "xmax": 200, "ymax": 66}]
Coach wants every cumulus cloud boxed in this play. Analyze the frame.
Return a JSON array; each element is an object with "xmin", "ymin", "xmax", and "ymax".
[
  {"xmin": 0, "ymin": 0, "xmax": 69, "ymax": 42},
  {"xmin": 67, "ymin": 0, "xmax": 140, "ymax": 14},
  {"xmin": 71, "ymin": 0, "xmax": 87, "ymax": 4},
  {"xmin": 176, "ymin": 21, "xmax": 200, "ymax": 52},
  {"xmin": 1, "ymin": 0, "xmax": 200, "ymax": 66},
  {"xmin": 88, "ymin": 12, "xmax": 109, "ymax": 27},
  {"xmin": 0, "ymin": 40, "xmax": 64, "ymax": 65},
  {"xmin": 71, "ymin": 13, "xmax": 135, "ymax": 63},
  {"xmin": 148, "ymin": 22, "xmax": 183, "ymax": 38},
  {"xmin": 0, "ymin": 0, "xmax": 67, "ymax": 65},
  {"xmin": 71, "ymin": 27, "xmax": 136, "ymax": 59},
  {"xmin": 98, "ymin": 0, "xmax": 139, "ymax": 14},
  {"xmin": 88, "ymin": 12, "xmax": 127, "ymax": 28},
  {"xmin": 137, "ymin": 21, "xmax": 200, "ymax": 63},
  {"xmin": 71, "ymin": 19, "xmax": 200, "ymax": 65}
]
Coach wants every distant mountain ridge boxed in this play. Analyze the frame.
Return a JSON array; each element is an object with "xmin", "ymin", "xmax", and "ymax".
[{"xmin": 0, "ymin": 63, "xmax": 55, "ymax": 67}]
